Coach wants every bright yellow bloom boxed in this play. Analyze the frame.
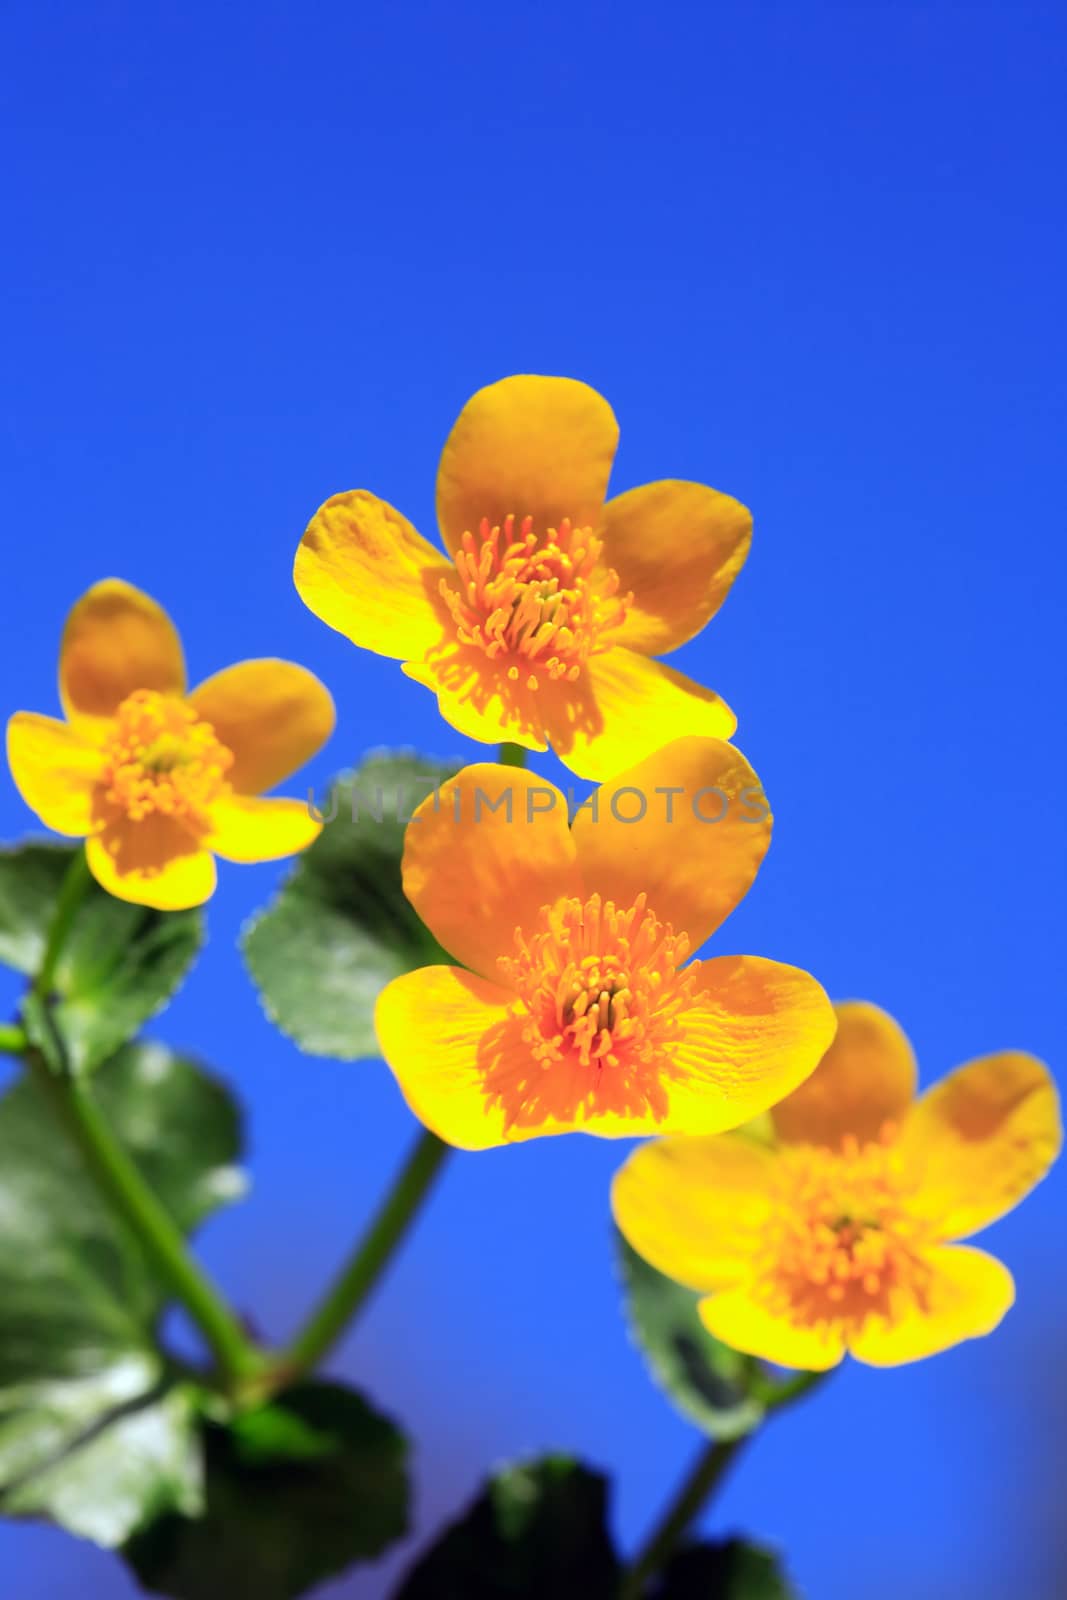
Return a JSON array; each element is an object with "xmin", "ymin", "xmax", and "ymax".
[
  {"xmin": 294, "ymin": 375, "xmax": 751, "ymax": 779},
  {"xmin": 374, "ymin": 738, "xmax": 834, "ymax": 1149},
  {"xmin": 613, "ymin": 1003, "xmax": 1060, "ymax": 1369},
  {"xmin": 7, "ymin": 580, "xmax": 335, "ymax": 910}
]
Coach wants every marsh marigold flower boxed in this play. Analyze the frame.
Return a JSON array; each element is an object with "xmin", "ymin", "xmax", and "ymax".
[
  {"xmin": 374, "ymin": 738, "xmax": 834, "ymax": 1148},
  {"xmin": 613, "ymin": 1003, "xmax": 1060, "ymax": 1368},
  {"xmin": 7, "ymin": 580, "xmax": 334, "ymax": 910},
  {"xmin": 294, "ymin": 375, "xmax": 751, "ymax": 779}
]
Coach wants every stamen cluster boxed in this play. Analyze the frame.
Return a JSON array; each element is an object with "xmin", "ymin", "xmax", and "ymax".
[
  {"xmin": 99, "ymin": 690, "xmax": 233, "ymax": 827},
  {"xmin": 440, "ymin": 515, "xmax": 630, "ymax": 689}
]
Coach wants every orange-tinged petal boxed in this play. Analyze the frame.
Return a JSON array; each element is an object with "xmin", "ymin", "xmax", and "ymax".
[
  {"xmin": 188, "ymin": 660, "xmax": 335, "ymax": 794},
  {"xmin": 295, "ymin": 491, "xmax": 449, "ymax": 661},
  {"xmin": 699, "ymin": 1289, "xmax": 846, "ymax": 1371},
  {"xmin": 374, "ymin": 965, "xmax": 527, "ymax": 1150},
  {"xmin": 551, "ymin": 648, "xmax": 736, "ymax": 782},
  {"xmin": 204, "ymin": 794, "xmax": 321, "ymax": 862},
  {"xmin": 60, "ymin": 580, "xmax": 185, "ymax": 722},
  {"xmin": 898, "ymin": 1052, "xmax": 1061, "ymax": 1240},
  {"xmin": 7, "ymin": 712, "xmax": 99, "ymax": 835},
  {"xmin": 657, "ymin": 956, "xmax": 837, "ymax": 1135},
  {"xmin": 401, "ymin": 765, "xmax": 580, "ymax": 980},
  {"xmin": 612, "ymin": 1134, "xmax": 777, "ymax": 1293},
  {"xmin": 403, "ymin": 650, "xmax": 550, "ymax": 755},
  {"xmin": 602, "ymin": 481, "xmax": 752, "ymax": 655},
  {"xmin": 436, "ymin": 375, "xmax": 618, "ymax": 559},
  {"xmin": 772, "ymin": 1001, "xmax": 918, "ymax": 1148},
  {"xmin": 848, "ymin": 1246, "xmax": 1015, "ymax": 1367},
  {"xmin": 571, "ymin": 736, "xmax": 771, "ymax": 949},
  {"xmin": 86, "ymin": 818, "xmax": 216, "ymax": 910}
]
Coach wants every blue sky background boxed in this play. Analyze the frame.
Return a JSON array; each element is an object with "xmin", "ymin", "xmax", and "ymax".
[{"xmin": 2, "ymin": 1, "xmax": 1066, "ymax": 1595}]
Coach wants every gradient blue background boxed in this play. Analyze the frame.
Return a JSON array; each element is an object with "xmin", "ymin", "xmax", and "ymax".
[{"xmin": 2, "ymin": 2, "xmax": 1065, "ymax": 1595}]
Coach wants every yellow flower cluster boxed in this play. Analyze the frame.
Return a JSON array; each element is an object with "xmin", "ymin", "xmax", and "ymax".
[{"xmin": 8, "ymin": 374, "xmax": 1058, "ymax": 1370}]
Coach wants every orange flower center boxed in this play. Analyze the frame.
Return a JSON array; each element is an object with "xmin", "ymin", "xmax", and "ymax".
[
  {"xmin": 99, "ymin": 690, "xmax": 233, "ymax": 828},
  {"xmin": 757, "ymin": 1131, "xmax": 931, "ymax": 1333},
  {"xmin": 439, "ymin": 515, "xmax": 631, "ymax": 690},
  {"xmin": 490, "ymin": 892, "xmax": 696, "ymax": 1126}
]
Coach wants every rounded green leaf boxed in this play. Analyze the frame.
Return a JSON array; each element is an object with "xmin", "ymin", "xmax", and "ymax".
[{"xmin": 242, "ymin": 752, "xmax": 456, "ymax": 1059}]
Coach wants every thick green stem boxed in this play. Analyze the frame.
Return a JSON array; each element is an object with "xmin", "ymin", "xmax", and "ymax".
[
  {"xmin": 35, "ymin": 847, "xmax": 93, "ymax": 999},
  {"xmin": 498, "ymin": 741, "xmax": 528, "ymax": 768},
  {"xmin": 0, "ymin": 1023, "xmax": 27, "ymax": 1056},
  {"xmin": 28, "ymin": 1050, "xmax": 264, "ymax": 1382},
  {"xmin": 281, "ymin": 1129, "xmax": 450, "ymax": 1381},
  {"xmin": 621, "ymin": 1369, "xmax": 828, "ymax": 1596}
]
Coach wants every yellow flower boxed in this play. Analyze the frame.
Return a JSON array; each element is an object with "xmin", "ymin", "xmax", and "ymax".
[
  {"xmin": 374, "ymin": 738, "xmax": 834, "ymax": 1149},
  {"xmin": 7, "ymin": 580, "xmax": 335, "ymax": 910},
  {"xmin": 294, "ymin": 375, "xmax": 751, "ymax": 780},
  {"xmin": 613, "ymin": 1002, "xmax": 1061, "ymax": 1369}
]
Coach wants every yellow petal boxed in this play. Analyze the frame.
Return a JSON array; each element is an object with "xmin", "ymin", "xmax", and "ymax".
[
  {"xmin": 6, "ymin": 713, "xmax": 99, "ymax": 835},
  {"xmin": 611, "ymin": 1134, "xmax": 776, "ymax": 1293},
  {"xmin": 188, "ymin": 660, "xmax": 335, "ymax": 794},
  {"xmin": 295, "ymin": 491, "xmax": 450, "ymax": 660},
  {"xmin": 699, "ymin": 1289, "xmax": 846, "ymax": 1371},
  {"xmin": 656, "ymin": 956, "xmax": 837, "ymax": 1135},
  {"xmin": 436, "ymin": 375, "xmax": 618, "ymax": 559},
  {"xmin": 848, "ymin": 1246, "xmax": 1015, "ymax": 1366},
  {"xmin": 401, "ymin": 765, "xmax": 580, "ymax": 981},
  {"xmin": 570, "ymin": 736, "xmax": 771, "ymax": 949},
  {"xmin": 86, "ymin": 819, "xmax": 216, "ymax": 910},
  {"xmin": 550, "ymin": 648, "xmax": 736, "ymax": 782},
  {"xmin": 374, "ymin": 965, "xmax": 526, "ymax": 1150},
  {"xmin": 898, "ymin": 1052, "xmax": 1061, "ymax": 1240},
  {"xmin": 772, "ymin": 1001, "xmax": 917, "ymax": 1147},
  {"xmin": 602, "ymin": 481, "xmax": 752, "ymax": 655},
  {"xmin": 60, "ymin": 580, "xmax": 185, "ymax": 723},
  {"xmin": 205, "ymin": 795, "xmax": 321, "ymax": 862},
  {"xmin": 403, "ymin": 649, "xmax": 550, "ymax": 754}
]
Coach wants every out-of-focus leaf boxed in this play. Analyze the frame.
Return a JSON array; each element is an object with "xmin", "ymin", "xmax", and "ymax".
[
  {"xmin": 617, "ymin": 1233, "xmax": 765, "ymax": 1441},
  {"xmin": 393, "ymin": 1455, "xmax": 620, "ymax": 1599},
  {"xmin": 646, "ymin": 1537, "xmax": 798, "ymax": 1598},
  {"xmin": 242, "ymin": 752, "xmax": 456, "ymax": 1059},
  {"xmin": 123, "ymin": 1382, "xmax": 409, "ymax": 1599},
  {"xmin": 0, "ymin": 841, "xmax": 203, "ymax": 1074},
  {"xmin": 0, "ymin": 1042, "xmax": 245, "ymax": 1545}
]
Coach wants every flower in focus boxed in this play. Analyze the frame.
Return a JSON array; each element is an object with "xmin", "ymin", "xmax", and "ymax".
[
  {"xmin": 613, "ymin": 1002, "xmax": 1060, "ymax": 1368},
  {"xmin": 294, "ymin": 375, "xmax": 751, "ymax": 779},
  {"xmin": 374, "ymin": 738, "xmax": 834, "ymax": 1148},
  {"xmin": 7, "ymin": 580, "xmax": 335, "ymax": 909}
]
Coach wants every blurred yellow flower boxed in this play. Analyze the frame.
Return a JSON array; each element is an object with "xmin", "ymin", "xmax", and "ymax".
[
  {"xmin": 7, "ymin": 579, "xmax": 334, "ymax": 910},
  {"xmin": 294, "ymin": 375, "xmax": 751, "ymax": 779},
  {"xmin": 613, "ymin": 1002, "xmax": 1061, "ymax": 1369},
  {"xmin": 374, "ymin": 738, "xmax": 834, "ymax": 1148}
]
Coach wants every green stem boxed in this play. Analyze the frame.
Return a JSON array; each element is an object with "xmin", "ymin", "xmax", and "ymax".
[
  {"xmin": 35, "ymin": 847, "xmax": 93, "ymax": 999},
  {"xmin": 498, "ymin": 741, "xmax": 528, "ymax": 768},
  {"xmin": 0, "ymin": 1023, "xmax": 27, "ymax": 1056},
  {"xmin": 620, "ymin": 1436, "xmax": 746, "ymax": 1600},
  {"xmin": 281, "ymin": 1128, "xmax": 450, "ymax": 1381},
  {"xmin": 621, "ymin": 1370, "xmax": 828, "ymax": 1597},
  {"xmin": 27, "ymin": 1049, "xmax": 264, "ymax": 1382}
]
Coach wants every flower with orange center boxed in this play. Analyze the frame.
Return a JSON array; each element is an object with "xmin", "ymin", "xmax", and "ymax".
[
  {"xmin": 613, "ymin": 1003, "xmax": 1061, "ymax": 1368},
  {"xmin": 373, "ymin": 738, "xmax": 835, "ymax": 1148},
  {"xmin": 6, "ymin": 580, "xmax": 335, "ymax": 909},
  {"xmin": 294, "ymin": 375, "xmax": 751, "ymax": 779}
]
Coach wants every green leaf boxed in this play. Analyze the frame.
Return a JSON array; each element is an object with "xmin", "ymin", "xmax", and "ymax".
[
  {"xmin": 242, "ymin": 752, "xmax": 457, "ymax": 1059},
  {"xmin": 393, "ymin": 1455, "xmax": 620, "ymax": 1599},
  {"xmin": 0, "ymin": 1042, "xmax": 245, "ymax": 1545},
  {"xmin": 123, "ymin": 1382, "xmax": 409, "ymax": 1599},
  {"xmin": 617, "ymin": 1232, "xmax": 765, "ymax": 1441},
  {"xmin": 646, "ymin": 1538, "xmax": 798, "ymax": 1598},
  {"xmin": 0, "ymin": 841, "xmax": 203, "ymax": 1074}
]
